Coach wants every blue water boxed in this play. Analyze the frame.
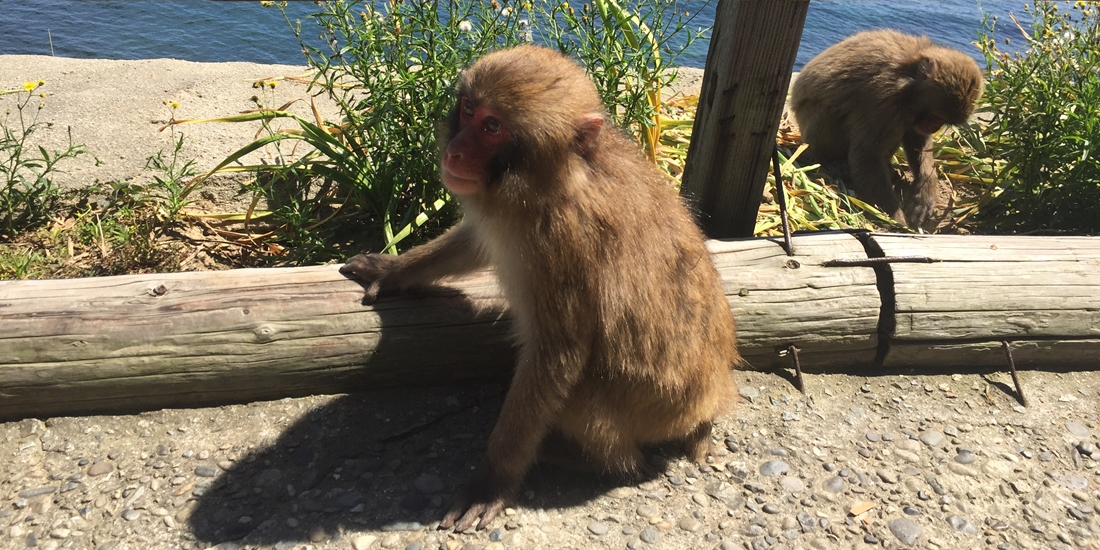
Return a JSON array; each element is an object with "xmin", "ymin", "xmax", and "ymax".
[{"xmin": 0, "ymin": 1, "xmax": 1031, "ymax": 69}]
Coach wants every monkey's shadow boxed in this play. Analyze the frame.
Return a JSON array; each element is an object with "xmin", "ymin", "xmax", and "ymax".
[{"xmin": 187, "ymin": 286, "xmax": 649, "ymax": 546}]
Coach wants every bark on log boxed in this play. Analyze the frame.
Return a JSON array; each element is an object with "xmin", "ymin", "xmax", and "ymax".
[
  {"xmin": 869, "ymin": 233, "xmax": 1100, "ymax": 368},
  {"xmin": 0, "ymin": 232, "xmax": 877, "ymax": 419},
  {"xmin": 2, "ymin": 231, "xmax": 1099, "ymax": 420}
]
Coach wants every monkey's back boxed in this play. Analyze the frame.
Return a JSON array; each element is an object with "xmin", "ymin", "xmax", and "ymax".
[
  {"xmin": 556, "ymin": 128, "xmax": 739, "ymax": 447},
  {"xmin": 792, "ymin": 29, "xmax": 935, "ymax": 160}
]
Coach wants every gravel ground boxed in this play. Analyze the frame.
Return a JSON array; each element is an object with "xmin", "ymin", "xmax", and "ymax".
[{"xmin": 2, "ymin": 368, "xmax": 1098, "ymax": 550}]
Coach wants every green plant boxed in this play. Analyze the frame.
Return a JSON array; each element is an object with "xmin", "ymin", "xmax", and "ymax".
[
  {"xmin": 972, "ymin": 0, "xmax": 1100, "ymax": 233},
  {"xmin": 183, "ymin": 1, "xmax": 706, "ymax": 264},
  {"xmin": 757, "ymin": 144, "xmax": 905, "ymax": 235},
  {"xmin": 0, "ymin": 80, "xmax": 85, "ymax": 238},
  {"xmin": 142, "ymin": 102, "xmax": 200, "ymax": 220},
  {"xmin": 539, "ymin": 0, "xmax": 707, "ymax": 162}
]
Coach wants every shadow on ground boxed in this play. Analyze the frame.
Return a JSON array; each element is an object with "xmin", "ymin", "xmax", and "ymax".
[{"xmin": 185, "ymin": 383, "xmax": 661, "ymax": 547}]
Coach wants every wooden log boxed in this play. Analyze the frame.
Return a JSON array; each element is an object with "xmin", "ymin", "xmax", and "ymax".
[
  {"xmin": 6, "ymin": 231, "xmax": 1100, "ymax": 421},
  {"xmin": 0, "ymin": 233, "xmax": 878, "ymax": 420},
  {"xmin": 870, "ymin": 233, "xmax": 1100, "ymax": 368}
]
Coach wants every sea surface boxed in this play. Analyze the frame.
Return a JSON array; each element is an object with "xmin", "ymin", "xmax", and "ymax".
[{"xmin": 0, "ymin": 1, "xmax": 1033, "ymax": 70}]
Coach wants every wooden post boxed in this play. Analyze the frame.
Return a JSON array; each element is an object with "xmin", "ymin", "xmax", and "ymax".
[{"xmin": 680, "ymin": 0, "xmax": 809, "ymax": 238}]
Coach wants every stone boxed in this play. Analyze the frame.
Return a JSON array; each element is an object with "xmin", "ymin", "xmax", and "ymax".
[
  {"xmin": 822, "ymin": 477, "xmax": 845, "ymax": 493},
  {"xmin": 888, "ymin": 518, "xmax": 922, "ymax": 546},
  {"xmin": 587, "ymin": 522, "xmax": 609, "ymax": 536},
  {"xmin": 1066, "ymin": 421, "xmax": 1090, "ymax": 438},
  {"xmin": 918, "ymin": 431, "xmax": 944, "ymax": 448},
  {"xmin": 678, "ymin": 517, "xmax": 703, "ymax": 532},
  {"xmin": 760, "ymin": 460, "xmax": 791, "ymax": 477},
  {"xmin": 946, "ymin": 514, "xmax": 979, "ymax": 534}
]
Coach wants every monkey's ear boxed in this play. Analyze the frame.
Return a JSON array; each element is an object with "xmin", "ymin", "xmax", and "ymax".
[
  {"xmin": 572, "ymin": 113, "xmax": 604, "ymax": 156},
  {"xmin": 903, "ymin": 55, "xmax": 938, "ymax": 81}
]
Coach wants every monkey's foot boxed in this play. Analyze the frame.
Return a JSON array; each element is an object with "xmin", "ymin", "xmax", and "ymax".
[
  {"xmin": 440, "ymin": 464, "xmax": 514, "ymax": 532},
  {"xmin": 683, "ymin": 420, "xmax": 716, "ymax": 464}
]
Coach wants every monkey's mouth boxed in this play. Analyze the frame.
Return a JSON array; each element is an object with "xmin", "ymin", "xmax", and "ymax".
[
  {"xmin": 441, "ymin": 168, "xmax": 482, "ymax": 197},
  {"xmin": 914, "ymin": 115, "xmax": 946, "ymax": 135}
]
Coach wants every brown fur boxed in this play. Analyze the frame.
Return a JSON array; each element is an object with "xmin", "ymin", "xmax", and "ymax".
[
  {"xmin": 340, "ymin": 45, "xmax": 738, "ymax": 531},
  {"xmin": 790, "ymin": 29, "xmax": 984, "ymax": 229}
]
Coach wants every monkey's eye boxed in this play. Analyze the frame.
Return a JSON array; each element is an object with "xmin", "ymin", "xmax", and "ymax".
[
  {"xmin": 461, "ymin": 97, "xmax": 475, "ymax": 118},
  {"xmin": 483, "ymin": 116, "xmax": 502, "ymax": 135}
]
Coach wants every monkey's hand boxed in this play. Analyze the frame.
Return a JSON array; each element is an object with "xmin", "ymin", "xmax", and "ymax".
[
  {"xmin": 339, "ymin": 253, "xmax": 399, "ymax": 304},
  {"xmin": 440, "ymin": 461, "xmax": 514, "ymax": 532}
]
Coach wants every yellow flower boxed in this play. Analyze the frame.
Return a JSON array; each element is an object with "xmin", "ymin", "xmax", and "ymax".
[
  {"xmin": 23, "ymin": 81, "xmax": 36, "ymax": 92},
  {"xmin": 267, "ymin": 81, "xmax": 277, "ymax": 89}
]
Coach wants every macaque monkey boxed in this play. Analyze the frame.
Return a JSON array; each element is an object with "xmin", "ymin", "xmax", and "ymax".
[
  {"xmin": 790, "ymin": 29, "xmax": 984, "ymax": 229},
  {"xmin": 340, "ymin": 45, "xmax": 738, "ymax": 531}
]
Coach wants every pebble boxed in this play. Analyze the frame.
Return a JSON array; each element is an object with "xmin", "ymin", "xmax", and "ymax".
[
  {"xmin": 587, "ymin": 522, "xmax": 609, "ymax": 536},
  {"xmin": 797, "ymin": 511, "xmax": 816, "ymax": 532},
  {"xmin": 194, "ymin": 465, "xmax": 217, "ymax": 477},
  {"xmin": 762, "ymin": 504, "xmax": 780, "ymax": 514},
  {"xmin": 760, "ymin": 460, "xmax": 791, "ymax": 477},
  {"xmin": 947, "ymin": 514, "xmax": 979, "ymax": 534},
  {"xmin": 918, "ymin": 430, "xmax": 945, "ymax": 448},
  {"xmin": 779, "ymin": 476, "xmax": 805, "ymax": 493},
  {"xmin": 954, "ymin": 451, "xmax": 977, "ymax": 464},
  {"xmin": 87, "ymin": 462, "xmax": 114, "ymax": 476},
  {"xmin": 18, "ymin": 486, "xmax": 57, "ymax": 498},
  {"xmin": 637, "ymin": 504, "xmax": 659, "ymax": 518},
  {"xmin": 822, "ymin": 477, "xmax": 845, "ymax": 493},
  {"xmin": 121, "ymin": 509, "xmax": 140, "ymax": 521},
  {"xmin": 888, "ymin": 517, "xmax": 922, "ymax": 546},
  {"xmin": 1066, "ymin": 421, "xmax": 1091, "ymax": 438},
  {"xmin": 678, "ymin": 517, "xmax": 703, "ymax": 532},
  {"xmin": 639, "ymin": 526, "xmax": 659, "ymax": 544},
  {"xmin": 865, "ymin": 432, "xmax": 881, "ymax": 442},
  {"xmin": 876, "ymin": 469, "xmax": 898, "ymax": 484}
]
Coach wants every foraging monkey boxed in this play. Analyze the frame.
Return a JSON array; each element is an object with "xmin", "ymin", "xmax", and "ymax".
[
  {"xmin": 340, "ymin": 45, "xmax": 738, "ymax": 531},
  {"xmin": 790, "ymin": 29, "xmax": 984, "ymax": 229}
]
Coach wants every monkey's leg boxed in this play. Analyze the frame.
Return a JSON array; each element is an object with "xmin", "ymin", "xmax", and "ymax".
[
  {"xmin": 847, "ymin": 142, "xmax": 907, "ymax": 225},
  {"xmin": 442, "ymin": 344, "xmax": 586, "ymax": 532},
  {"xmin": 901, "ymin": 130, "xmax": 938, "ymax": 229}
]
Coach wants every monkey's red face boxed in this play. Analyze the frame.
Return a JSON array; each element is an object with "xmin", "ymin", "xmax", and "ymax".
[{"xmin": 442, "ymin": 96, "xmax": 510, "ymax": 197}]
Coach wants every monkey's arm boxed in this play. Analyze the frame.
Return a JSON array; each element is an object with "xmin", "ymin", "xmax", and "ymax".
[
  {"xmin": 339, "ymin": 221, "xmax": 487, "ymax": 303},
  {"xmin": 901, "ymin": 129, "xmax": 937, "ymax": 229},
  {"xmin": 443, "ymin": 339, "xmax": 589, "ymax": 531},
  {"xmin": 847, "ymin": 136, "xmax": 907, "ymax": 225}
]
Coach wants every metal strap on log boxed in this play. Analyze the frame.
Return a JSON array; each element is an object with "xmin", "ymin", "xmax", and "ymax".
[{"xmin": 2, "ymin": 232, "xmax": 1099, "ymax": 420}]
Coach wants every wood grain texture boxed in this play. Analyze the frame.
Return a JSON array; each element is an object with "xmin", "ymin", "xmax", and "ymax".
[
  {"xmin": 0, "ymin": 233, "xmax": 876, "ymax": 419},
  {"xmin": 872, "ymin": 233, "xmax": 1100, "ymax": 368},
  {"xmin": 680, "ymin": 0, "xmax": 809, "ymax": 238}
]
